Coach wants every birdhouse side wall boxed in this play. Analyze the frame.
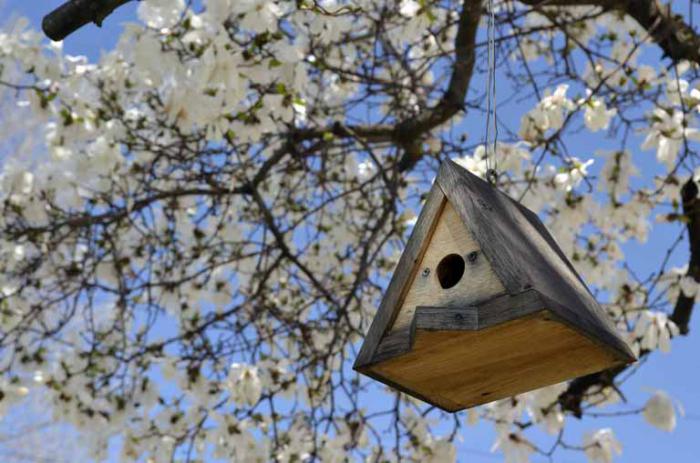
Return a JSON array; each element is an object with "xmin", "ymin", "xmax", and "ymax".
[{"xmin": 437, "ymin": 161, "xmax": 635, "ymax": 362}]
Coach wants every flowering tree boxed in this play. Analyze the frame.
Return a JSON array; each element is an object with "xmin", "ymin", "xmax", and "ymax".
[{"xmin": 0, "ymin": 0, "xmax": 698, "ymax": 461}]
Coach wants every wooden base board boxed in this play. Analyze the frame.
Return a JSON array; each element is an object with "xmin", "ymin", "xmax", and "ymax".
[{"xmin": 369, "ymin": 311, "xmax": 622, "ymax": 411}]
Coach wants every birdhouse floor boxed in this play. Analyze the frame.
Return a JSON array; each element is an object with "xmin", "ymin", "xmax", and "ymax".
[{"xmin": 366, "ymin": 309, "xmax": 622, "ymax": 412}]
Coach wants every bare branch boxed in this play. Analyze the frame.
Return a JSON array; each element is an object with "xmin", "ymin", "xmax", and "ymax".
[
  {"xmin": 396, "ymin": 0, "xmax": 483, "ymax": 171},
  {"xmin": 671, "ymin": 178, "xmax": 700, "ymax": 334},
  {"xmin": 42, "ymin": 0, "xmax": 134, "ymax": 41},
  {"xmin": 521, "ymin": 0, "xmax": 700, "ymax": 64},
  {"xmin": 558, "ymin": 175, "xmax": 700, "ymax": 417}
]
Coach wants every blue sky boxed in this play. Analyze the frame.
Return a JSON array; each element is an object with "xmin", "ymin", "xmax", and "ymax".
[{"xmin": 0, "ymin": 1, "xmax": 698, "ymax": 461}]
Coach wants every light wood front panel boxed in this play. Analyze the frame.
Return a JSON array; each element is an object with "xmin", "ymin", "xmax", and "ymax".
[{"xmin": 389, "ymin": 202, "xmax": 505, "ymax": 334}]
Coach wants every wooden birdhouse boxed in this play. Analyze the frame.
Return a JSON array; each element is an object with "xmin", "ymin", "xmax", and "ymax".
[{"xmin": 354, "ymin": 160, "xmax": 636, "ymax": 412}]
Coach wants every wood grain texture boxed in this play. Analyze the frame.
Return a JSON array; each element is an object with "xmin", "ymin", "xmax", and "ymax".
[
  {"xmin": 372, "ymin": 311, "xmax": 625, "ymax": 411},
  {"xmin": 436, "ymin": 160, "xmax": 635, "ymax": 362},
  {"xmin": 413, "ymin": 289, "xmax": 544, "ymax": 331},
  {"xmin": 371, "ymin": 289, "xmax": 544, "ymax": 366},
  {"xmin": 355, "ymin": 161, "xmax": 635, "ymax": 410},
  {"xmin": 372, "ymin": 324, "xmax": 415, "ymax": 365},
  {"xmin": 388, "ymin": 201, "xmax": 506, "ymax": 334},
  {"xmin": 359, "ymin": 366, "xmax": 463, "ymax": 411},
  {"xmin": 414, "ymin": 306, "xmax": 479, "ymax": 331},
  {"xmin": 354, "ymin": 185, "xmax": 446, "ymax": 369},
  {"xmin": 513, "ymin": 200, "xmax": 591, "ymax": 296}
]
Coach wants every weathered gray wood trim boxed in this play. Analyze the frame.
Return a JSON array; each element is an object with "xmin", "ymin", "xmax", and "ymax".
[
  {"xmin": 511, "ymin": 200, "xmax": 591, "ymax": 293},
  {"xmin": 414, "ymin": 306, "xmax": 479, "ymax": 330},
  {"xmin": 414, "ymin": 289, "xmax": 545, "ymax": 331},
  {"xmin": 371, "ymin": 320, "xmax": 417, "ymax": 365},
  {"xmin": 354, "ymin": 184, "xmax": 447, "ymax": 369},
  {"xmin": 473, "ymin": 288, "xmax": 544, "ymax": 328}
]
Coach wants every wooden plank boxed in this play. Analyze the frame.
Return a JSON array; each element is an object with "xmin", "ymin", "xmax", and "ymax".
[
  {"xmin": 413, "ymin": 289, "xmax": 543, "ymax": 331},
  {"xmin": 388, "ymin": 201, "xmax": 506, "ymax": 334},
  {"xmin": 512, "ymin": 200, "xmax": 591, "ymax": 291},
  {"xmin": 414, "ymin": 307, "xmax": 478, "ymax": 331},
  {"xmin": 371, "ymin": 312, "xmax": 625, "ymax": 411},
  {"xmin": 372, "ymin": 323, "xmax": 415, "ymax": 365},
  {"xmin": 371, "ymin": 289, "xmax": 543, "ymax": 366},
  {"xmin": 436, "ymin": 161, "xmax": 527, "ymax": 294},
  {"xmin": 354, "ymin": 184, "xmax": 446, "ymax": 369},
  {"xmin": 359, "ymin": 367, "xmax": 463, "ymax": 412},
  {"xmin": 539, "ymin": 293, "xmax": 635, "ymax": 363},
  {"xmin": 476, "ymin": 288, "xmax": 545, "ymax": 329}
]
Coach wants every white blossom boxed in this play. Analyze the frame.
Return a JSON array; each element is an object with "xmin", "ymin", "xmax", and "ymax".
[
  {"xmin": 491, "ymin": 432, "xmax": 536, "ymax": 463},
  {"xmin": 679, "ymin": 275, "xmax": 699, "ymax": 300},
  {"xmin": 641, "ymin": 108, "xmax": 700, "ymax": 170},
  {"xmin": 228, "ymin": 363, "xmax": 262, "ymax": 406},
  {"xmin": 584, "ymin": 428, "xmax": 622, "ymax": 463},
  {"xmin": 666, "ymin": 77, "xmax": 689, "ymax": 106},
  {"xmin": 423, "ymin": 438, "xmax": 456, "ymax": 463},
  {"xmin": 137, "ymin": 0, "xmax": 186, "ymax": 29},
  {"xmin": 634, "ymin": 310, "xmax": 680, "ymax": 353},
  {"xmin": 598, "ymin": 149, "xmax": 637, "ymax": 199},
  {"xmin": 643, "ymin": 391, "xmax": 677, "ymax": 432},
  {"xmin": 426, "ymin": 137, "xmax": 442, "ymax": 153},
  {"xmin": 399, "ymin": 0, "xmax": 421, "ymax": 17},
  {"xmin": 356, "ymin": 159, "xmax": 376, "ymax": 180},
  {"xmin": 520, "ymin": 84, "xmax": 575, "ymax": 142},
  {"xmin": 636, "ymin": 65, "xmax": 657, "ymax": 85},
  {"xmin": 527, "ymin": 383, "xmax": 567, "ymax": 435},
  {"xmin": 554, "ymin": 158, "xmax": 594, "ymax": 192},
  {"xmin": 582, "ymin": 95, "xmax": 616, "ymax": 132},
  {"xmin": 234, "ymin": 0, "xmax": 282, "ymax": 33}
]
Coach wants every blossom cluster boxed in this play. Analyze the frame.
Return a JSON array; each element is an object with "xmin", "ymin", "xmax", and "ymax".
[{"xmin": 0, "ymin": 0, "xmax": 696, "ymax": 461}]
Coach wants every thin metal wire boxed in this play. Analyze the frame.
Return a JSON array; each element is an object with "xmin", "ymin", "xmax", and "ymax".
[{"xmin": 483, "ymin": 0, "xmax": 498, "ymax": 185}]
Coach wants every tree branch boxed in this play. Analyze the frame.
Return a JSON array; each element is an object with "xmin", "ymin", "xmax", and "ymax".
[
  {"xmin": 41, "ymin": 0, "xmax": 482, "ymax": 175},
  {"xmin": 292, "ymin": 1, "xmax": 483, "ymax": 172},
  {"xmin": 558, "ymin": 175, "xmax": 700, "ymax": 417},
  {"xmin": 520, "ymin": 0, "xmax": 700, "ymax": 64},
  {"xmin": 395, "ymin": 0, "xmax": 483, "ymax": 171},
  {"xmin": 289, "ymin": 2, "xmax": 483, "ymax": 172},
  {"xmin": 670, "ymin": 178, "xmax": 700, "ymax": 334},
  {"xmin": 42, "ymin": 0, "xmax": 134, "ymax": 41}
]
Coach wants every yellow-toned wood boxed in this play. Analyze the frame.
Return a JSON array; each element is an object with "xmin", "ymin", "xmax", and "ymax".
[
  {"xmin": 355, "ymin": 162, "xmax": 635, "ymax": 411},
  {"xmin": 389, "ymin": 202, "xmax": 505, "ymax": 334},
  {"xmin": 373, "ymin": 312, "xmax": 620, "ymax": 409}
]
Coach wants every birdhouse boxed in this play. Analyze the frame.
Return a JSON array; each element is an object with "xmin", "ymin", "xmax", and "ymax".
[{"xmin": 354, "ymin": 160, "xmax": 636, "ymax": 412}]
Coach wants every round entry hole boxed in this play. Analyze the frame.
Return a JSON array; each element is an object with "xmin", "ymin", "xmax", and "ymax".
[{"xmin": 436, "ymin": 253, "xmax": 465, "ymax": 289}]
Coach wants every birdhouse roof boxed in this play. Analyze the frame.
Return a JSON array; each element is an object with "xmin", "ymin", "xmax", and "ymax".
[{"xmin": 355, "ymin": 160, "xmax": 634, "ymax": 372}]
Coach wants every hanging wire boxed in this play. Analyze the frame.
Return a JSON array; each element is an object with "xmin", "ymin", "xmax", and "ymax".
[{"xmin": 483, "ymin": 0, "xmax": 499, "ymax": 185}]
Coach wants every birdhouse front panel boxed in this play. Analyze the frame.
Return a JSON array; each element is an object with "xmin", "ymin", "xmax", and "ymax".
[
  {"xmin": 354, "ymin": 161, "xmax": 636, "ymax": 412},
  {"xmin": 388, "ymin": 201, "xmax": 505, "ymax": 336}
]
